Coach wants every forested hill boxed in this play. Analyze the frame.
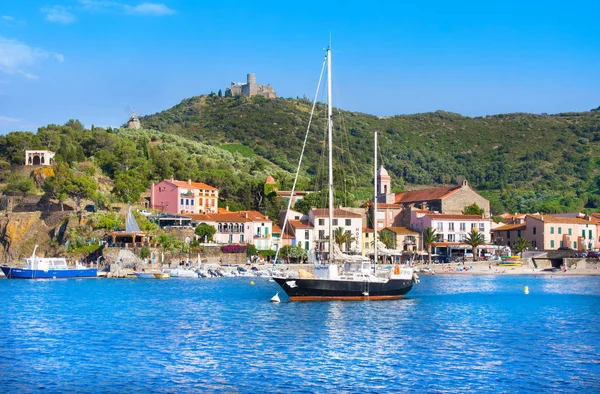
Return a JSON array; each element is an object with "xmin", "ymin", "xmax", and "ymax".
[{"xmin": 141, "ymin": 95, "xmax": 600, "ymax": 213}]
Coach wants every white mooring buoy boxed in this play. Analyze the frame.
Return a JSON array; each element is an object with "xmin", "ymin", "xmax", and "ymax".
[
  {"xmin": 524, "ymin": 285, "xmax": 529, "ymax": 295},
  {"xmin": 270, "ymin": 292, "xmax": 281, "ymax": 303}
]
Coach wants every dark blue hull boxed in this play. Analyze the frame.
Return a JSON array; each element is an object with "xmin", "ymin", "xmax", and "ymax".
[{"xmin": 0, "ymin": 266, "xmax": 98, "ymax": 279}]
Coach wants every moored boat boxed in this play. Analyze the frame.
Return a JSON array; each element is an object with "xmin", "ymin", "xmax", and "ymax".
[
  {"xmin": 0, "ymin": 246, "xmax": 97, "ymax": 279},
  {"xmin": 134, "ymin": 271, "xmax": 170, "ymax": 279},
  {"xmin": 272, "ymin": 47, "xmax": 417, "ymax": 301}
]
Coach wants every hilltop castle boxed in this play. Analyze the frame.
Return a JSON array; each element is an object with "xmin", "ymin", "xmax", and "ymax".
[{"xmin": 226, "ymin": 74, "xmax": 276, "ymax": 99}]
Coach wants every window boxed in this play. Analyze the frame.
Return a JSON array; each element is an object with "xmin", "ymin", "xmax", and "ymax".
[
  {"xmin": 532, "ymin": 241, "xmax": 537, "ymax": 248},
  {"xmin": 574, "ymin": 242, "xmax": 577, "ymax": 248},
  {"xmin": 560, "ymin": 241, "xmax": 563, "ymax": 248},
  {"xmin": 479, "ymin": 223, "xmax": 485, "ymax": 232},
  {"xmin": 471, "ymin": 223, "xmax": 476, "ymax": 229},
  {"xmin": 568, "ymin": 228, "xmax": 572, "ymax": 235},
  {"xmin": 437, "ymin": 223, "xmax": 443, "ymax": 231},
  {"xmin": 533, "ymin": 227, "xmax": 537, "ymax": 235},
  {"xmin": 218, "ymin": 224, "xmax": 222, "ymax": 232},
  {"xmin": 305, "ymin": 241, "xmax": 309, "ymax": 250},
  {"xmin": 582, "ymin": 230, "xmax": 586, "ymax": 239},
  {"xmin": 558, "ymin": 227, "xmax": 562, "ymax": 235},
  {"xmin": 365, "ymin": 242, "xmax": 369, "ymax": 249},
  {"xmin": 240, "ymin": 234, "xmax": 244, "ymax": 243},
  {"xmin": 449, "ymin": 223, "xmax": 454, "ymax": 231},
  {"xmin": 517, "ymin": 230, "xmax": 521, "ymax": 238},
  {"xmin": 507, "ymin": 231, "xmax": 511, "ymax": 239},
  {"xmin": 590, "ymin": 230, "xmax": 593, "ymax": 239},
  {"xmin": 319, "ymin": 219, "xmax": 324, "ymax": 226},
  {"xmin": 460, "ymin": 223, "xmax": 466, "ymax": 231},
  {"xmin": 228, "ymin": 234, "xmax": 233, "ymax": 243},
  {"xmin": 305, "ymin": 231, "xmax": 309, "ymax": 240},
  {"xmin": 551, "ymin": 240, "xmax": 555, "ymax": 248},
  {"xmin": 346, "ymin": 219, "xmax": 351, "ymax": 226},
  {"xmin": 319, "ymin": 230, "xmax": 325, "ymax": 239},
  {"xmin": 333, "ymin": 219, "xmax": 338, "ymax": 226},
  {"xmin": 551, "ymin": 227, "xmax": 554, "ymax": 234},
  {"xmin": 191, "ymin": 200, "xmax": 194, "ymax": 206},
  {"xmin": 448, "ymin": 234, "xmax": 455, "ymax": 242},
  {"xmin": 180, "ymin": 198, "xmax": 184, "ymax": 205}
]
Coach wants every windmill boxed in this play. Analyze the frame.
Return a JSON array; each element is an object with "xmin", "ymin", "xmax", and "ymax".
[{"xmin": 124, "ymin": 106, "xmax": 142, "ymax": 129}]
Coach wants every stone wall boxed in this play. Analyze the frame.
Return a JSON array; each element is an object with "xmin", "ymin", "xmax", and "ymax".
[{"xmin": 442, "ymin": 186, "xmax": 490, "ymax": 217}]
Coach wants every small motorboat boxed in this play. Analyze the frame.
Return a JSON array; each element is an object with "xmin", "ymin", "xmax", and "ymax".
[{"xmin": 135, "ymin": 271, "xmax": 170, "ymax": 279}]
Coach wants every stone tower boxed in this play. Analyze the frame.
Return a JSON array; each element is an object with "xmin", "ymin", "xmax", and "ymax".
[
  {"xmin": 377, "ymin": 166, "xmax": 393, "ymax": 204},
  {"xmin": 127, "ymin": 112, "xmax": 141, "ymax": 129},
  {"xmin": 226, "ymin": 73, "xmax": 276, "ymax": 98}
]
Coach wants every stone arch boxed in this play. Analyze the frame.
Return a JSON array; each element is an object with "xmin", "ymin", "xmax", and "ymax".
[{"xmin": 32, "ymin": 155, "xmax": 41, "ymax": 165}]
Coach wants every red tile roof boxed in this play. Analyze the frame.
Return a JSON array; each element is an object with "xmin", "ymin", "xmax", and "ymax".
[
  {"xmin": 385, "ymin": 227, "xmax": 419, "ymax": 235},
  {"xmin": 311, "ymin": 208, "xmax": 362, "ymax": 218},
  {"xmin": 265, "ymin": 175, "xmax": 276, "ymax": 184},
  {"xmin": 165, "ymin": 179, "xmax": 218, "ymax": 191},
  {"xmin": 377, "ymin": 203, "xmax": 402, "ymax": 209},
  {"xmin": 394, "ymin": 186, "xmax": 461, "ymax": 204},
  {"xmin": 207, "ymin": 213, "xmax": 251, "ymax": 223},
  {"xmin": 185, "ymin": 213, "xmax": 214, "ymax": 222},
  {"xmin": 527, "ymin": 215, "xmax": 593, "ymax": 225},
  {"xmin": 238, "ymin": 210, "xmax": 271, "ymax": 222},
  {"xmin": 289, "ymin": 219, "xmax": 312, "ymax": 229},
  {"xmin": 362, "ymin": 227, "xmax": 374, "ymax": 233},
  {"xmin": 493, "ymin": 223, "xmax": 526, "ymax": 231},
  {"xmin": 425, "ymin": 213, "xmax": 487, "ymax": 220},
  {"xmin": 272, "ymin": 225, "xmax": 282, "ymax": 233}
]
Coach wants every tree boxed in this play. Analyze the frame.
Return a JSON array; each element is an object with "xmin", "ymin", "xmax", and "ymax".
[
  {"xmin": 513, "ymin": 237, "xmax": 531, "ymax": 257},
  {"xmin": 43, "ymin": 163, "xmax": 97, "ymax": 218},
  {"xmin": 112, "ymin": 169, "xmax": 148, "ymax": 203},
  {"xmin": 3, "ymin": 173, "xmax": 34, "ymax": 193},
  {"xmin": 423, "ymin": 227, "xmax": 437, "ymax": 264},
  {"xmin": 333, "ymin": 227, "xmax": 355, "ymax": 250},
  {"xmin": 218, "ymin": 89, "xmax": 223, "ymax": 98},
  {"xmin": 464, "ymin": 228, "xmax": 486, "ymax": 261},
  {"xmin": 463, "ymin": 203, "xmax": 485, "ymax": 216},
  {"xmin": 195, "ymin": 224, "xmax": 216, "ymax": 243},
  {"xmin": 279, "ymin": 245, "xmax": 307, "ymax": 263},
  {"xmin": 377, "ymin": 230, "xmax": 396, "ymax": 249}
]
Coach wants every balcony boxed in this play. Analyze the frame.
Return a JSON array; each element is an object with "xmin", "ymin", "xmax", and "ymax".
[{"xmin": 180, "ymin": 192, "xmax": 195, "ymax": 198}]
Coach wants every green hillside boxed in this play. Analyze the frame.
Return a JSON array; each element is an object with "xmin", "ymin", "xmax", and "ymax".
[{"xmin": 141, "ymin": 94, "xmax": 600, "ymax": 214}]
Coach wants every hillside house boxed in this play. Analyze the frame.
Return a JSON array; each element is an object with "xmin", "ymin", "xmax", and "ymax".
[{"xmin": 150, "ymin": 178, "xmax": 219, "ymax": 215}]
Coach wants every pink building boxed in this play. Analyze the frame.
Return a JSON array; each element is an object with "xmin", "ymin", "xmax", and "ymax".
[{"xmin": 150, "ymin": 178, "xmax": 219, "ymax": 215}]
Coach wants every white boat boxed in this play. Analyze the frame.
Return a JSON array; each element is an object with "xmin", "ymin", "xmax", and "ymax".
[{"xmin": 167, "ymin": 268, "xmax": 199, "ymax": 278}]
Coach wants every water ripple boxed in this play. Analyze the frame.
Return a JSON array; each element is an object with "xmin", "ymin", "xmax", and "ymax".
[{"xmin": 0, "ymin": 276, "xmax": 599, "ymax": 392}]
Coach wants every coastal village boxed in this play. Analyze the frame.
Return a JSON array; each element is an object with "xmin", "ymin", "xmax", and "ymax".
[{"xmin": 2, "ymin": 146, "xmax": 599, "ymax": 276}]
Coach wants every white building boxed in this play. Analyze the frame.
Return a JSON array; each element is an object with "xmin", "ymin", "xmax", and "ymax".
[
  {"xmin": 308, "ymin": 208, "xmax": 363, "ymax": 256},
  {"xmin": 410, "ymin": 209, "xmax": 492, "ymax": 243}
]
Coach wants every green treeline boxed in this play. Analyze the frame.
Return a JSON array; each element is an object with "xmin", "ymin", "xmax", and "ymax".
[{"xmin": 1, "ymin": 95, "xmax": 600, "ymax": 216}]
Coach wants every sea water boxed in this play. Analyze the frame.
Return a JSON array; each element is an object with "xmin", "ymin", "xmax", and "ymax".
[{"xmin": 0, "ymin": 275, "xmax": 598, "ymax": 393}]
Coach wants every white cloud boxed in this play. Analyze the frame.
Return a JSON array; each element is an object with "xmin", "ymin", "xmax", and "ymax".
[
  {"xmin": 129, "ymin": 3, "xmax": 175, "ymax": 15},
  {"xmin": 77, "ymin": 1, "xmax": 175, "ymax": 16},
  {"xmin": 1, "ymin": 15, "xmax": 15, "ymax": 21},
  {"xmin": 0, "ymin": 37, "xmax": 64, "ymax": 80},
  {"xmin": 0, "ymin": 116, "xmax": 21, "ymax": 123},
  {"xmin": 42, "ymin": 6, "xmax": 76, "ymax": 24}
]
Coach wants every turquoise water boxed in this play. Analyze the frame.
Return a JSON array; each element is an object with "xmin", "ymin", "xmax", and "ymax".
[{"xmin": 0, "ymin": 275, "xmax": 599, "ymax": 393}]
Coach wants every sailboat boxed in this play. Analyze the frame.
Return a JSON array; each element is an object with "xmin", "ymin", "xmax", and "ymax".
[{"xmin": 272, "ymin": 47, "xmax": 417, "ymax": 301}]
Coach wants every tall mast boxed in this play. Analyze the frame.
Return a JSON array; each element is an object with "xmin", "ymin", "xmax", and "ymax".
[
  {"xmin": 374, "ymin": 130, "xmax": 378, "ymax": 269},
  {"xmin": 327, "ymin": 47, "xmax": 334, "ymax": 262}
]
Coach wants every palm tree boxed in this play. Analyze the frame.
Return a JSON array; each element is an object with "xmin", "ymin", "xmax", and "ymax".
[
  {"xmin": 422, "ymin": 227, "xmax": 437, "ymax": 264},
  {"xmin": 464, "ymin": 228, "xmax": 486, "ymax": 261},
  {"xmin": 333, "ymin": 227, "xmax": 355, "ymax": 250},
  {"xmin": 513, "ymin": 237, "xmax": 531, "ymax": 257},
  {"xmin": 377, "ymin": 230, "xmax": 396, "ymax": 249}
]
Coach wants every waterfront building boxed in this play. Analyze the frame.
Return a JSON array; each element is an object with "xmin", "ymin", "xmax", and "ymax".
[
  {"xmin": 381, "ymin": 227, "xmax": 421, "ymax": 252},
  {"xmin": 409, "ymin": 208, "xmax": 492, "ymax": 244},
  {"xmin": 264, "ymin": 176, "xmax": 311, "ymax": 207},
  {"xmin": 150, "ymin": 178, "xmax": 219, "ymax": 215},
  {"xmin": 309, "ymin": 208, "xmax": 363, "ymax": 257},
  {"xmin": 208, "ymin": 210, "xmax": 273, "ymax": 250},
  {"xmin": 361, "ymin": 227, "xmax": 375, "ymax": 256},
  {"xmin": 493, "ymin": 214, "xmax": 599, "ymax": 251}
]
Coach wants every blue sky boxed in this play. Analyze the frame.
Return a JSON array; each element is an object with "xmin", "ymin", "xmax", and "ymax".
[{"xmin": 0, "ymin": 0, "xmax": 599, "ymax": 133}]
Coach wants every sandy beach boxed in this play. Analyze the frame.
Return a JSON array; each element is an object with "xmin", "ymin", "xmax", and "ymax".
[{"xmin": 416, "ymin": 260, "xmax": 600, "ymax": 276}]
